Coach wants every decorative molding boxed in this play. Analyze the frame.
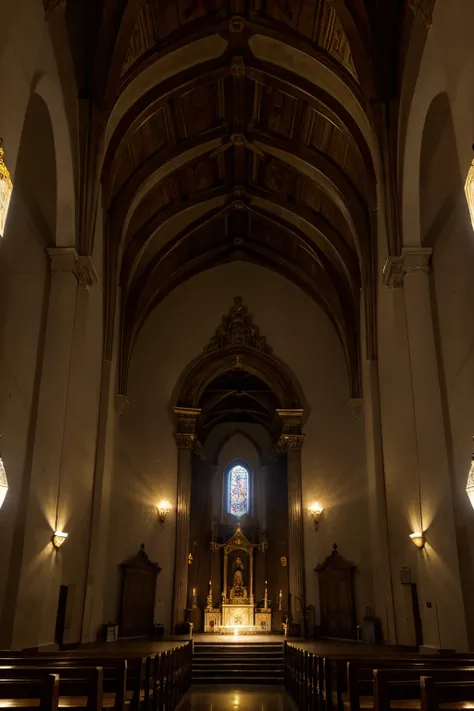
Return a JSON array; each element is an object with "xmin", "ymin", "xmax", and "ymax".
[
  {"xmin": 174, "ymin": 433, "xmax": 198, "ymax": 450},
  {"xmin": 408, "ymin": 0, "xmax": 434, "ymax": 28},
  {"xmin": 231, "ymin": 57, "xmax": 245, "ymax": 77},
  {"xmin": 47, "ymin": 248, "xmax": 98, "ymax": 289},
  {"xmin": 75, "ymin": 256, "xmax": 99, "ymax": 289},
  {"xmin": 203, "ymin": 297, "xmax": 273, "ymax": 355},
  {"xmin": 277, "ymin": 433, "xmax": 305, "ymax": 452},
  {"xmin": 229, "ymin": 15, "xmax": 245, "ymax": 32},
  {"xmin": 43, "ymin": 0, "xmax": 66, "ymax": 13},
  {"xmin": 383, "ymin": 248, "xmax": 432, "ymax": 288}
]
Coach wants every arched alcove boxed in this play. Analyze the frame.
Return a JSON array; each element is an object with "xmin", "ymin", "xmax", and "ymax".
[{"xmin": 419, "ymin": 92, "xmax": 462, "ymax": 248}]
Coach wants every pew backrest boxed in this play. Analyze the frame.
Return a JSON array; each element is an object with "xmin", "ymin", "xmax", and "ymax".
[
  {"xmin": 0, "ymin": 674, "xmax": 59, "ymax": 711},
  {"xmin": 374, "ymin": 667, "xmax": 474, "ymax": 711}
]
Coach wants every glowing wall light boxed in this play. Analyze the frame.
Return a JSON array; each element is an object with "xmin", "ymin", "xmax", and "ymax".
[
  {"xmin": 0, "ymin": 454, "xmax": 8, "ymax": 509},
  {"xmin": 52, "ymin": 531, "xmax": 68, "ymax": 549},
  {"xmin": 157, "ymin": 500, "xmax": 172, "ymax": 524},
  {"xmin": 0, "ymin": 139, "xmax": 13, "ymax": 238},
  {"xmin": 410, "ymin": 532, "xmax": 425, "ymax": 549},
  {"xmin": 308, "ymin": 501, "xmax": 324, "ymax": 530},
  {"xmin": 466, "ymin": 441, "xmax": 474, "ymax": 509}
]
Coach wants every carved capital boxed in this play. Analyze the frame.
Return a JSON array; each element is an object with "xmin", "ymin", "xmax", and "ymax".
[
  {"xmin": 174, "ymin": 433, "xmax": 198, "ymax": 450},
  {"xmin": 383, "ymin": 248, "xmax": 432, "ymax": 288},
  {"xmin": 47, "ymin": 248, "xmax": 98, "ymax": 289},
  {"xmin": 277, "ymin": 434, "xmax": 305, "ymax": 452},
  {"xmin": 43, "ymin": 0, "xmax": 66, "ymax": 13},
  {"xmin": 75, "ymin": 256, "xmax": 99, "ymax": 289},
  {"xmin": 408, "ymin": 0, "xmax": 434, "ymax": 28}
]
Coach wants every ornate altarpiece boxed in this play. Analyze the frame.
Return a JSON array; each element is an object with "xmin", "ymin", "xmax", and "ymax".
[{"xmin": 205, "ymin": 526, "xmax": 270, "ymax": 632}]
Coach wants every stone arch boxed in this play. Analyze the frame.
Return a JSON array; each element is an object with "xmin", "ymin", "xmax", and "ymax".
[
  {"xmin": 176, "ymin": 347, "xmax": 305, "ymax": 419},
  {"xmin": 419, "ymin": 92, "xmax": 463, "ymax": 248},
  {"xmin": 401, "ymin": 30, "xmax": 448, "ymax": 248},
  {"xmin": 32, "ymin": 73, "xmax": 76, "ymax": 248}
]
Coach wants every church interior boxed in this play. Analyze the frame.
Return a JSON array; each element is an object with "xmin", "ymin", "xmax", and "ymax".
[{"xmin": 2, "ymin": 0, "xmax": 474, "ymax": 708}]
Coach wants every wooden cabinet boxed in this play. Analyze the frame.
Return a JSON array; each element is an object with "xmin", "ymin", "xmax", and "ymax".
[
  {"xmin": 119, "ymin": 545, "xmax": 161, "ymax": 638},
  {"xmin": 315, "ymin": 544, "xmax": 357, "ymax": 640}
]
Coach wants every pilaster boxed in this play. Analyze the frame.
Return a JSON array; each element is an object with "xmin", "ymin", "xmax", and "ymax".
[
  {"xmin": 9, "ymin": 246, "xmax": 96, "ymax": 647},
  {"xmin": 172, "ymin": 407, "xmax": 201, "ymax": 630},
  {"xmin": 277, "ymin": 409, "xmax": 305, "ymax": 627},
  {"xmin": 383, "ymin": 247, "xmax": 468, "ymax": 650}
]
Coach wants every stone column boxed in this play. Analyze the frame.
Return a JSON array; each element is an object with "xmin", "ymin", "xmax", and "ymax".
[
  {"xmin": 172, "ymin": 407, "xmax": 201, "ymax": 631},
  {"xmin": 277, "ymin": 409, "xmax": 305, "ymax": 627},
  {"xmin": 7, "ymin": 248, "xmax": 97, "ymax": 649},
  {"xmin": 383, "ymin": 248, "xmax": 468, "ymax": 650}
]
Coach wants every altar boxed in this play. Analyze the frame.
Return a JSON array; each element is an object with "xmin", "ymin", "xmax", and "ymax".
[{"xmin": 204, "ymin": 526, "xmax": 271, "ymax": 633}]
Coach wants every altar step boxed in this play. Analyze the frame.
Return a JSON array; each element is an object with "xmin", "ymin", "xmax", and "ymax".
[{"xmin": 192, "ymin": 642, "xmax": 284, "ymax": 684}]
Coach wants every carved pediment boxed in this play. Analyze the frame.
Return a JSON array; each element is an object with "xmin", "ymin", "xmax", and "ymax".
[
  {"xmin": 121, "ymin": 543, "xmax": 162, "ymax": 572},
  {"xmin": 204, "ymin": 297, "xmax": 273, "ymax": 355}
]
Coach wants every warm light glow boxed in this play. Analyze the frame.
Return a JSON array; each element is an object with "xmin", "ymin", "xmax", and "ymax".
[
  {"xmin": 465, "ymin": 160, "xmax": 474, "ymax": 232},
  {"xmin": 157, "ymin": 500, "xmax": 172, "ymax": 523},
  {"xmin": 0, "ymin": 456, "xmax": 8, "ymax": 510},
  {"xmin": 410, "ymin": 532, "xmax": 425, "ymax": 549},
  {"xmin": 52, "ymin": 531, "xmax": 68, "ymax": 549},
  {"xmin": 0, "ymin": 140, "xmax": 13, "ymax": 238},
  {"xmin": 466, "ymin": 450, "xmax": 474, "ymax": 510},
  {"xmin": 233, "ymin": 626, "xmax": 239, "ymax": 636},
  {"xmin": 309, "ymin": 501, "xmax": 323, "ymax": 529}
]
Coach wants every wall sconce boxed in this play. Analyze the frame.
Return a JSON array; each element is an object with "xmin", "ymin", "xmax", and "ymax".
[
  {"xmin": 0, "ymin": 449, "xmax": 8, "ymax": 510},
  {"xmin": 410, "ymin": 532, "xmax": 425, "ymax": 549},
  {"xmin": 466, "ymin": 440, "xmax": 474, "ymax": 509},
  {"xmin": 309, "ymin": 502, "xmax": 323, "ymax": 530},
  {"xmin": 157, "ymin": 500, "xmax": 172, "ymax": 524},
  {"xmin": 0, "ymin": 139, "xmax": 13, "ymax": 238},
  {"xmin": 52, "ymin": 530, "xmax": 68, "ymax": 549}
]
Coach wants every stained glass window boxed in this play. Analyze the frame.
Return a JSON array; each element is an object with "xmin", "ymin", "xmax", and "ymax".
[{"xmin": 227, "ymin": 464, "xmax": 249, "ymax": 517}]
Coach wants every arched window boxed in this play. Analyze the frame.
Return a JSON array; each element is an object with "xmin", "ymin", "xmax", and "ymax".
[
  {"xmin": 227, "ymin": 463, "xmax": 250, "ymax": 518},
  {"xmin": 465, "ymin": 160, "xmax": 474, "ymax": 231}
]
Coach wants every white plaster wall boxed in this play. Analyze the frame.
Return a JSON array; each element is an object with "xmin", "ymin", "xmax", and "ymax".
[{"xmin": 107, "ymin": 262, "xmax": 371, "ymax": 632}]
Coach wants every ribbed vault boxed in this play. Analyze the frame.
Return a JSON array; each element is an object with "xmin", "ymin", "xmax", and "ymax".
[{"xmin": 95, "ymin": 0, "xmax": 387, "ymax": 399}]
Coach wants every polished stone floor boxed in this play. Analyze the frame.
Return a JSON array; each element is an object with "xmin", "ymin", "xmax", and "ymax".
[{"xmin": 177, "ymin": 685, "xmax": 296, "ymax": 710}]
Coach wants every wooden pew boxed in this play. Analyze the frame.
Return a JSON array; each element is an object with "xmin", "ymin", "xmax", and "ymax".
[
  {"xmin": 421, "ymin": 676, "xmax": 474, "ymax": 710},
  {"xmin": 373, "ymin": 667, "xmax": 474, "ymax": 711},
  {"xmin": 0, "ymin": 668, "xmax": 102, "ymax": 711},
  {"xmin": 0, "ymin": 666, "xmax": 121, "ymax": 711},
  {"xmin": 0, "ymin": 674, "xmax": 59, "ymax": 711},
  {"xmin": 324, "ymin": 656, "xmax": 474, "ymax": 711},
  {"xmin": 0, "ymin": 657, "xmax": 146, "ymax": 711}
]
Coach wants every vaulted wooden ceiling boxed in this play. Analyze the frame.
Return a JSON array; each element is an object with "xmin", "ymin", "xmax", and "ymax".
[{"xmin": 83, "ymin": 0, "xmax": 431, "ymax": 397}]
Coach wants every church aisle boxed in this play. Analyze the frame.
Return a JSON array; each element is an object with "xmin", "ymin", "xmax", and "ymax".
[{"xmin": 177, "ymin": 684, "xmax": 297, "ymax": 710}]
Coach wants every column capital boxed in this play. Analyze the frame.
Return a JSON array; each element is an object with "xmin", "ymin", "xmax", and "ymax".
[
  {"xmin": 277, "ymin": 433, "xmax": 305, "ymax": 453},
  {"xmin": 383, "ymin": 247, "xmax": 432, "ymax": 288},
  {"xmin": 174, "ymin": 433, "xmax": 198, "ymax": 450},
  {"xmin": 47, "ymin": 248, "xmax": 98, "ymax": 289},
  {"xmin": 276, "ymin": 408, "xmax": 304, "ymax": 429},
  {"xmin": 43, "ymin": 0, "xmax": 66, "ymax": 13},
  {"xmin": 174, "ymin": 406, "xmax": 201, "ymax": 438}
]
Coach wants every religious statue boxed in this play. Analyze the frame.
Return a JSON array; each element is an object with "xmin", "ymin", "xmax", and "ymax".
[
  {"xmin": 230, "ymin": 556, "xmax": 248, "ymax": 599},
  {"xmin": 278, "ymin": 589, "xmax": 283, "ymax": 611}
]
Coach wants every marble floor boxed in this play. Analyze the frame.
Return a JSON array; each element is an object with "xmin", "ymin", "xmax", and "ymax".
[{"xmin": 177, "ymin": 685, "xmax": 296, "ymax": 710}]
